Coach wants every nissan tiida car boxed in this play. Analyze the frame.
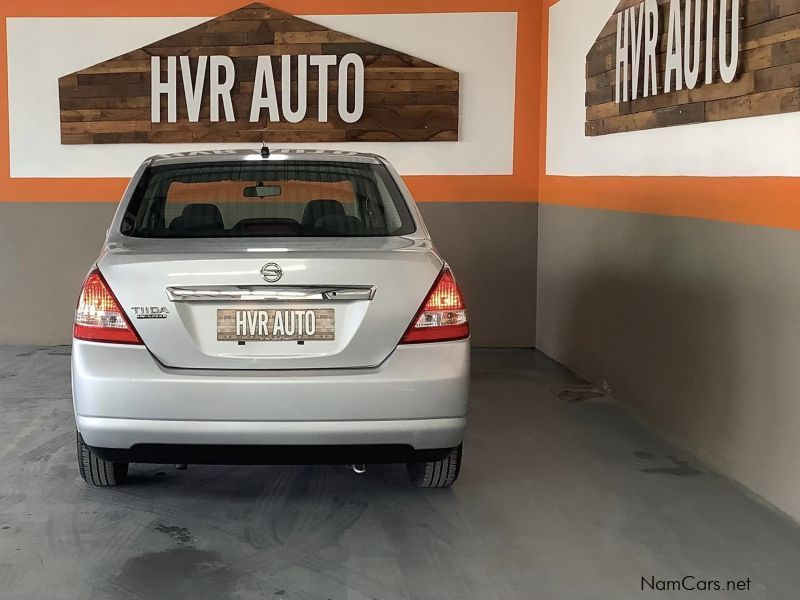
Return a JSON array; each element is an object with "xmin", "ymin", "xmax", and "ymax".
[{"xmin": 72, "ymin": 148, "xmax": 470, "ymax": 488}]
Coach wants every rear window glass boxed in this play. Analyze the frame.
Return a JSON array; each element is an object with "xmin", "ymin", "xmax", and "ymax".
[{"xmin": 120, "ymin": 160, "xmax": 416, "ymax": 238}]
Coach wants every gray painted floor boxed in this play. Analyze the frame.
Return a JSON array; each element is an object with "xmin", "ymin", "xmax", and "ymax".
[{"xmin": 1, "ymin": 347, "xmax": 799, "ymax": 600}]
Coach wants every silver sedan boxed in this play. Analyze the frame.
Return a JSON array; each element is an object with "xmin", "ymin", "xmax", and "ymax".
[{"xmin": 71, "ymin": 148, "xmax": 470, "ymax": 488}]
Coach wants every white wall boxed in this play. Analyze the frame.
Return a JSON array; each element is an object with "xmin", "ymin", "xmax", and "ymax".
[
  {"xmin": 546, "ymin": 0, "xmax": 800, "ymax": 176},
  {"xmin": 7, "ymin": 13, "xmax": 517, "ymax": 178}
]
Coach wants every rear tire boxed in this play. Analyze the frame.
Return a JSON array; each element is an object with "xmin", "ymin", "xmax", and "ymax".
[
  {"xmin": 407, "ymin": 444, "xmax": 462, "ymax": 488},
  {"xmin": 77, "ymin": 432, "xmax": 128, "ymax": 486}
]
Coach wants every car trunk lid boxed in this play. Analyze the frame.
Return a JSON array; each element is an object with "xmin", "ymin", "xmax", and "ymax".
[{"xmin": 98, "ymin": 237, "xmax": 442, "ymax": 370}]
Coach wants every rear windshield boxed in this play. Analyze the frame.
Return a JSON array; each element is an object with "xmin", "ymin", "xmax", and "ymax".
[{"xmin": 120, "ymin": 160, "xmax": 416, "ymax": 238}]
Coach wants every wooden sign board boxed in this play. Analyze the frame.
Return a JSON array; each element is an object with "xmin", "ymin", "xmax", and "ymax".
[
  {"xmin": 585, "ymin": 0, "xmax": 800, "ymax": 136},
  {"xmin": 58, "ymin": 2, "xmax": 460, "ymax": 144}
]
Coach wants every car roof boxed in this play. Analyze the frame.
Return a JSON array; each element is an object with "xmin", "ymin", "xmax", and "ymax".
[{"xmin": 148, "ymin": 148, "xmax": 385, "ymax": 167}]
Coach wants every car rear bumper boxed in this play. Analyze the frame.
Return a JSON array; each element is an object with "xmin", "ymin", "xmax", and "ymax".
[
  {"xmin": 84, "ymin": 441, "xmax": 458, "ymax": 466},
  {"xmin": 72, "ymin": 339, "xmax": 469, "ymax": 453}
]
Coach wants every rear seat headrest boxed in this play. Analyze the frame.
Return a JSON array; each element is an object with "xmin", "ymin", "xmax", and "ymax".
[
  {"xmin": 314, "ymin": 215, "xmax": 367, "ymax": 236},
  {"xmin": 170, "ymin": 203, "xmax": 224, "ymax": 231},
  {"xmin": 302, "ymin": 199, "xmax": 346, "ymax": 228}
]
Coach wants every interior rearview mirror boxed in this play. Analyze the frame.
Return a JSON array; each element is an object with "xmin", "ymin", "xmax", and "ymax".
[{"xmin": 243, "ymin": 184, "xmax": 282, "ymax": 198}]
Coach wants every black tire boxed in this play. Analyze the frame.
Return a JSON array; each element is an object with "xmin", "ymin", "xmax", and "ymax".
[
  {"xmin": 76, "ymin": 432, "xmax": 128, "ymax": 486},
  {"xmin": 407, "ymin": 444, "xmax": 462, "ymax": 488}
]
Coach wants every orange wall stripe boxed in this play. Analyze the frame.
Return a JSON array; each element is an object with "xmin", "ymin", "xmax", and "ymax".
[
  {"xmin": 0, "ymin": 0, "xmax": 542, "ymax": 203},
  {"xmin": 2, "ymin": 0, "xmax": 538, "ymax": 17},
  {"xmin": 511, "ymin": 0, "xmax": 541, "ymax": 194},
  {"xmin": 541, "ymin": 176, "xmax": 800, "ymax": 231},
  {"xmin": 0, "ymin": 175, "xmax": 537, "ymax": 203},
  {"xmin": 538, "ymin": 0, "xmax": 800, "ymax": 231}
]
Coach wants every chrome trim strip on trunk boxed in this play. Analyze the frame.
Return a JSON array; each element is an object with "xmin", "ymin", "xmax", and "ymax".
[{"xmin": 166, "ymin": 285, "xmax": 376, "ymax": 303}]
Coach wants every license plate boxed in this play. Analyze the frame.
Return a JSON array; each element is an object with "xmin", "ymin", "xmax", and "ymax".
[{"xmin": 217, "ymin": 309, "xmax": 335, "ymax": 342}]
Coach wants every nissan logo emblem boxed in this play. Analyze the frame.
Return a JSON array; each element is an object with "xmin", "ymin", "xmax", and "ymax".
[{"xmin": 260, "ymin": 263, "xmax": 283, "ymax": 283}]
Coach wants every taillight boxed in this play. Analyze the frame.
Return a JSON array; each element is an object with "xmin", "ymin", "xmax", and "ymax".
[
  {"xmin": 74, "ymin": 269, "xmax": 141, "ymax": 344},
  {"xmin": 400, "ymin": 267, "xmax": 469, "ymax": 344}
]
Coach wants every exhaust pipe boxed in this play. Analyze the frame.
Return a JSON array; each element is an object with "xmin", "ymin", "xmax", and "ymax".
[{"xmin": 347, "ymin": 464, "xmax": 367, "ymax": 474}]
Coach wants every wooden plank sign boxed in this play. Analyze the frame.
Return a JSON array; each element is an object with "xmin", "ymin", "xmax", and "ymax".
[
  {"xmin": 58, "ymin": 2, "xmax": 460, "ymax": 144},
  {"xmin": 585, "ymin": 0, "xmax": 800, "ymax": 136}
]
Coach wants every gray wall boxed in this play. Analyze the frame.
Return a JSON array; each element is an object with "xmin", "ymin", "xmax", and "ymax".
[
  {"xmin": 0, "ymin": 203, "xmax": 117, "ymax": 345},
  {"xmin": 0, "ymin": 202, "xmax": 537, "ymax": 348},
  {"xmin": 536, "ymin": 204, "xmax": 800, "ymax": 520},
  {"xmin": 420, "ymin": 203, "xmax": 537, "ymax": 348}
]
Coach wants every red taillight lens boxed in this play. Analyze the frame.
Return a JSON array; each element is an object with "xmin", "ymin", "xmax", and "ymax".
[
  {"xmin": 400, "ymin": 267, "xmax": 469, "ymax": 344},
  {"xmin": 74, "ymin": 269, "xmax": 141, "ymax": 344}
]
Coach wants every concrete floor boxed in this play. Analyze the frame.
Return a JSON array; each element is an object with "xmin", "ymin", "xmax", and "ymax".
[{"xmin": 1, "ymin": 348, "xmax": 800, "ymax": 599}]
